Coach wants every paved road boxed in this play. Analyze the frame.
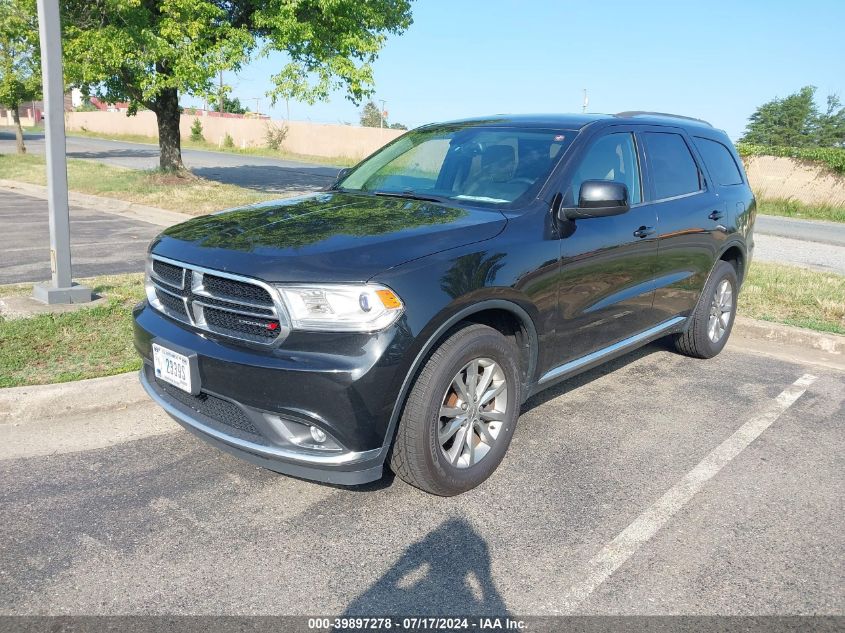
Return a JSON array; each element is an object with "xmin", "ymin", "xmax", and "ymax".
[
  {"xmin": 756, "ymin": 215, "xmax": 845, "ymax": 247},
  {"xmin": 754, "ymin": 215, "xmax": 845, "ymax": 275},
  {"xmin": 0, "ymin": 130, "xmax": 339, "ymax": 194},
  {"xmin": 0, "ymin": 189, "xmax": 161, "ymax": 284},
  {"xmin": 1, "ymin": 341, "xmax": 842, "ymax": 616}
]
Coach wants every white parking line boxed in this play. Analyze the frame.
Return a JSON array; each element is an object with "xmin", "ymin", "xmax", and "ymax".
[{"xmin": 558, "ymin": 372, "xmax": 818, "ymax": 613}]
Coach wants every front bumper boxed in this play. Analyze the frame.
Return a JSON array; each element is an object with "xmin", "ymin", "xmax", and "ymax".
[{"xmin": 134, "ymin": 302, "xmax": 414, "ymax": 485}]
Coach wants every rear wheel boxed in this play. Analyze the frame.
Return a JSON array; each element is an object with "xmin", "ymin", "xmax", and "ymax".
[
  {"xmin": 674, "ymin": 260, "xmax": 738, "ymax": 359},
  {"xmin": 389, "ymin": 323, "xmax": 522, "ymax": 496}
]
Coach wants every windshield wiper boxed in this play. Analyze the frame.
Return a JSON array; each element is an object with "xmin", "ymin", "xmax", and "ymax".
[{"xmin": 374, "ymin": 190, "xmax": 445, "ymax": 203}]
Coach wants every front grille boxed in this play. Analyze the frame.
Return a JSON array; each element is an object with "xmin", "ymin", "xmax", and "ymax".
[
  {"xmin": 147, "ymin": 255, "xmax": 287, "ymax": 346},
  {"xmin": 204, "ymin": 306, "xmax": 280, "ymax": 339},
  {"xmin": 203, "ymin": 274, "xmax": 273, "ymax": 306},
  {"xmin": 155, "ymin": 288, "xmax": 188, "ymax": 318},
  {"xmin": 152, "ymin": 259, "xmax": 184, "ymax": 288},
  {"xmin": 154, "ymin": 375, "xmax": 264, "ymax": 439}
]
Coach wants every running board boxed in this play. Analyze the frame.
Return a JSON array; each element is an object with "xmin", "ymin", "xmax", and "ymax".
[{"xmin": 537, "ymin": 316, "xmax": 687, "ymax": 386}]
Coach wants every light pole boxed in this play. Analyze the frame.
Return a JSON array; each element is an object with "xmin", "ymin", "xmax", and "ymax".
[
  {"xmin": 379, "ymin": 99, "xmax": 386, "ymax": 129},
  {"xmin": 32, "ymin": 0, "xmax": 91, "ymax": 304}
]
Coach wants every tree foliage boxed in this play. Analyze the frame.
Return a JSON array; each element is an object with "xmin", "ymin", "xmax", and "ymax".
[
  {"xmin": 360, "ymin": 99, "xmax": 406, "ymax": 129},
  {"xmin": 741, "ymin": 86, "xmax": 845, "ymax": 148},
  {"xmin": 60, "ymin": 0, "xmax": 414, "ymax": 170},
  {"xmin": 736, "ymin": 142, "xmax": 845, "ymax": 175},
  {"xmin": 213, "ymin": 94, "xmax": 247, "ymax": 114},
  {"xmin": 360, "ymin": 99, "xmax": 382, "ymax": 127},
  {"xmin": 0, "ymin": 0, "xmax": 41, "ymax": 154}
]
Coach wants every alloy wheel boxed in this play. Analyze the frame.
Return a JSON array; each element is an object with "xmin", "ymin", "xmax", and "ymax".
[
  {"xmin": 708, "ymin": 279, "xmax": 733, "ymax": 343},
  {"xmin": 438, "ymin": 358, "xmax": 508, "ymax": 469}
]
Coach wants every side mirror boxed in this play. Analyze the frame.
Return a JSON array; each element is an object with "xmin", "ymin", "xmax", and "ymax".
[{"xmin": 559, "ymin": 180, "xmax": 630, "ymax": 221}]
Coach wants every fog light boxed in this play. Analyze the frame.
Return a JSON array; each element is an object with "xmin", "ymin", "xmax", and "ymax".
[{"xmin": 310, "ymin": 426, "xmax": 327, "ymax": 444}]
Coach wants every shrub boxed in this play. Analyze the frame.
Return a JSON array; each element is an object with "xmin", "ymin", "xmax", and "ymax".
[
  {"xmin": 190, "ymin": 118, "xmax": 204, "ymax": 142},
  {"xmin": 737, "ymin": 143, "xmax": 845, "ymax": 175},
  {"xmin": 265, "ymin": 122, "xmax": 288, "ymax": 150},
  {"xmin": 223, "ymin": 132, "xmax": 234, "ymax": 148}
]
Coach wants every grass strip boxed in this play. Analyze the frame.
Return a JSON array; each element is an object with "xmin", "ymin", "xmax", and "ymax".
[{"xmin": 0, "ymin": 154, "xmax": 278, "ymax": 216}]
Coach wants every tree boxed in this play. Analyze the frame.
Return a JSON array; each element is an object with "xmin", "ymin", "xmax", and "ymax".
[
  {"xmin": 390, "ymin": 122, "xmax": 407, "ymax": 130},
  {"xmin": 61, "ymin": 0, "xmax": 413, "ymax": 171},
  {"xmin": 741, "ymin": 85, "xmax": 845, "ymax": 148},
  {"xmin": 816, "ymin": 94, "xmax": 845, "ymax": 148},
  {"xmin": 213, "ymin": 94, "xmax": 247, "ymax": 115},
  {"xmin": 360, "ymin": 100, "xmax": 382, "ymax": 127},
  {"xmin": 0, "ymin": 0, "xmax": 40, "ymax": 154}
]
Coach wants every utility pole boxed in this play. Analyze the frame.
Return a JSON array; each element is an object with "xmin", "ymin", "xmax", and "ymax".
[
  {"xmin": 33, "ymin": 0, "xmax": 91, "ymax": 304},
  {"xmin": 379, "ymin": 99, "xmax": 386, "ymax": 129},
  {"xmin": 218, "ymin": 70, "xmax": 224, "ymax": 113},
  {"xmin": 582, "ymin": 88, "xmax": 589, "ymax": 113},
  {"xmin": 251, "ymin": 97, "xmax": 260, "ymax": 116}
]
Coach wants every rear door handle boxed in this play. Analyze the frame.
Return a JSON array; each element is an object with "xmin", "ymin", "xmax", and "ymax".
[
  {"xmin": 633, "ymin": 226, "xmax": 656, "ymax": 238},
  {"xmin": 708, "ymin": 210, "xmax": 724, "ymax": 221}
]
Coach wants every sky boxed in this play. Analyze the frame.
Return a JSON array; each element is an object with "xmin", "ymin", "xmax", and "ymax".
[{"xmin": 183, "ymin": 0, "xmax": 845, "ymax": 141}]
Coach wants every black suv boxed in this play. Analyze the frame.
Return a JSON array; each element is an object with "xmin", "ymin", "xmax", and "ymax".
[{"xmin": 134, "ymin": 112, "xmax": 755, "ymax": 495}]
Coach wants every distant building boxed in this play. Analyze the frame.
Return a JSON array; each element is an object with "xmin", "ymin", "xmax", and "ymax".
[{"xmin": 1, "ymin": 94, "xmax": 73, "ymax": 126}]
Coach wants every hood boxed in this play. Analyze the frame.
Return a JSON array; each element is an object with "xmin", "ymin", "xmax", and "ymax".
[{"xmin": 151, "ymin": 192, "xmax": 507, "ymax": 283}]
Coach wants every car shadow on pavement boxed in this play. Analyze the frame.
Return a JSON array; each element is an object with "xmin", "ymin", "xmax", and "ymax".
[
  {"xmin": 339, "ymin": 517, "xmax": 509, "ymax": 617},
  {"xmin": 522, "ymin": 339, "xmax": 673, "ymax": 415}
]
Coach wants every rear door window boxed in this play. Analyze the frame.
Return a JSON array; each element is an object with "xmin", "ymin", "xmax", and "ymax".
[
  {"xmin": 693, "ymin": 137, "xmax": 743, "ymax": 186},
  {"xmin": 643, "ymin": 132, "xmax": 702, "ymax": 200}
]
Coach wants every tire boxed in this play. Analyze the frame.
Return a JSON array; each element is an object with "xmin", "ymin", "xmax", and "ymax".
[
  {"xmin": 389, "ymin": 323, "xmax": 522, "ymax": 496},
  {"xmin": 674, "ymin": 260, "xmax": 738, "ymax": 359}
]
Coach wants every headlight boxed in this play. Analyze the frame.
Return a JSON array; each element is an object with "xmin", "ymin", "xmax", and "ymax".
[{"xmin": 276, "ymin": 284, "xmax": 403, "ymax": 332}]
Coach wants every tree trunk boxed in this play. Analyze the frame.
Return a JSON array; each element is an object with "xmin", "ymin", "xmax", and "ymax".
[
  {"xmin": 11, "ymin": 107, "xmax": 26, "ymax": 154},
  {"xmin": 154, "ymin": 88, "xmax": 183, "ymax": 171}
]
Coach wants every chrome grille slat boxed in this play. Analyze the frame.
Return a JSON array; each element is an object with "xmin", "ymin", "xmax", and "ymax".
[{"xmin": 145, "ymin": 255, "xmax": 289, "ymax": 347}]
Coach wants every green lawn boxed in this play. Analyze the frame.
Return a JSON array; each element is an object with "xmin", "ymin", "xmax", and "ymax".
[
  {"xmin": 739, "ymin": 261, "xmax": 845, "ymax": 334},
  {"xmin": 0, "ymin": 154, "xmax": 277, "ymax": 216},
  {"xmin": 757, "ymin": 198, "xmax": 845, "ymax": 223},
  {"xmin": 1, "ymin": 262, "xmax": 841, "ymax": 388},
  {"xmin": 0, "ymin": 274, "xmax": 145, "ymax": 388}
]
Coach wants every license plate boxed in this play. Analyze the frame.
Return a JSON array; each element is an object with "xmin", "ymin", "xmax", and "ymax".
[{"xmin": 152, "ymin": 343, "xmax": 193, "ymax": 393}]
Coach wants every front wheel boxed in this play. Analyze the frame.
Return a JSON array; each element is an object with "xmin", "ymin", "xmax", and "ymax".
[
  {"xmin": 674, "ymin": 260, "xmax": 738, "ymax": 359},
  {"xmin": 389, "ymin": 323, "xmax": 522, "ymax": 496}
]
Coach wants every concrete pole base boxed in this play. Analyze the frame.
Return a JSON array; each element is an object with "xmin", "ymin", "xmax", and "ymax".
[{"xmin": 32, "ymin": 282, "xmax": 93, "ymax": 305}]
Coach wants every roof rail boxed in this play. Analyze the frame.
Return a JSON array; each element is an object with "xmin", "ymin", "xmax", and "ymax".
[{"xmin": 615, "ymin": 111, "xmax": 713, "ymax": 127}]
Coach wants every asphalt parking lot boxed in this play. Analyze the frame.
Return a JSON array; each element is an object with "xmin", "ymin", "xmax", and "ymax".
[
  {"xmin": 1, "ymin": 340, "xmax": 842, "ymax": 616},
  {"xmin": 0, "ymin": 189, "xmax": 161, "ymax": 284}
]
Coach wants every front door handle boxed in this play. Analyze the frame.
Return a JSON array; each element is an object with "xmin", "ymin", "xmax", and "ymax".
[
  {"xmin": 633, "ymin": 226, "xmax": 656, "ymax": 238},
  {"xmin": 709, "ymin": 210, "xmax": 724, "ymax": 221}
]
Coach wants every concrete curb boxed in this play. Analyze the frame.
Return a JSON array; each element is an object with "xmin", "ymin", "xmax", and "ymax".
[
  {"xmin": 0, "ymin": 179, "xmax": 192, "ymax": 227},
  {"xmin": 0, "ymin": 371, "xmax": 149, "ymax": 426},
  {"xmin": 733, "ymin": 316, "xmax": 843, "ymax": 355},
  {"xmin": 2, "ymin": 318, "xmax": 841, "ymax": 426}
]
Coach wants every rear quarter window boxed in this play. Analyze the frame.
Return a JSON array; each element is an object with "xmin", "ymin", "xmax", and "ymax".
[{"xmin": 694, "ymin": 137, "xmax": 744, "ymax": 186}]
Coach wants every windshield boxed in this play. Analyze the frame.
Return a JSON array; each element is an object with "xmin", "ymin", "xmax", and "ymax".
[{"xmin": 336, "ymin": 125, "xmax": 574, "ymax": 206}]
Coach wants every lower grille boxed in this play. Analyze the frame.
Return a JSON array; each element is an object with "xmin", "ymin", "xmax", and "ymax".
[
  {"xmin": 204, "ymin": 306, "xmax": 280, "ymax": 340},
  {"xmin": 155, "ymin": 376, "xmax": 263, "ymax": 438}
]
